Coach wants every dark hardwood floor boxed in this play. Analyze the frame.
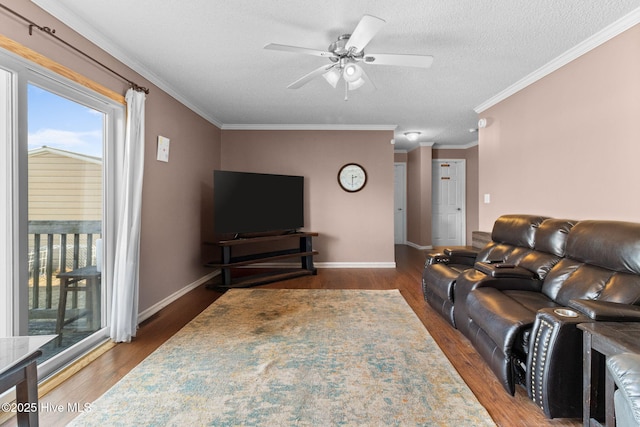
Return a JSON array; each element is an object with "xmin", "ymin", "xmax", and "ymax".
[{"xmin": 2, "ymin": 245, "xmax": 581, "ymax": 426}]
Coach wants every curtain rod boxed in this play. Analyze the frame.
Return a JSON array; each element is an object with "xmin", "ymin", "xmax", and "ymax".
[{"xmin": 0, "ymin": 3, "xmax": 150, "ymax": 94}]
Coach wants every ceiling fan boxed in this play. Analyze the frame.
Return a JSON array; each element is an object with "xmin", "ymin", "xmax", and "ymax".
[{"xmin": 264, "ymin": 15, "xmax": 434, "ymax": 100}]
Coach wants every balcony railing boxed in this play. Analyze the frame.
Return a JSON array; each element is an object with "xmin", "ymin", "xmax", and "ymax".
[{"xmin": 28, "ymin": 220, "xmax": 101, "ymax": 313}]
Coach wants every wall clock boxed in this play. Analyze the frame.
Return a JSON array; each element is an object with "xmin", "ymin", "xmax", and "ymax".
[{"xmin": 338, "ymin": 163, "xmax": 367, "ymax": 192}]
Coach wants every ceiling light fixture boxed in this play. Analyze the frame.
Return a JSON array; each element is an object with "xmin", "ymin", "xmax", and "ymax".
[
  {"xmin": 404, "ymin": 132, "xmax": 421, "ymax": 142},
  {"xmin": 322, "ymin": 68, "xmax": 341, "ymax": 88},
  {"xmin": 343, "ymin": 62, "xmax": 363, "ymax": 83}
]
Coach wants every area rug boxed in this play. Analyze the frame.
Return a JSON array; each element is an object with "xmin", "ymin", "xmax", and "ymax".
[{"xmin": 68, "ymin": 289, "xmax": 495, "ymax": 426}]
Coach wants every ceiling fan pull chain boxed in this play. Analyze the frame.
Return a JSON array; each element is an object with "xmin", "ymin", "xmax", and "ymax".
[{"xmin": 344, "ymin": 79, "xmax": 349, "ymax": 101}]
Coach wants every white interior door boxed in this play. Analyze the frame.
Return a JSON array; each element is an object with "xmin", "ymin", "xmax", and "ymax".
[
  {"xmin": 393, "ymin": 163, "xmax": 406, "ymax": 244},
  {"xmin": 432, "ymin": 160, "xmax": 465, "ymax": 247}
]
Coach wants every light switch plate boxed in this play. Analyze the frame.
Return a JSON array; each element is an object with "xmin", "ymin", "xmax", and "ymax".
[{"xmin": 157, "ymin": 136, "xmax": 170, "ymax": 162}]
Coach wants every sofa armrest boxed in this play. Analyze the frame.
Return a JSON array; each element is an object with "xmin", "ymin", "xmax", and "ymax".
[
  {"xmin": 424, "ymin": 253, "xmax": 450, "ymax": 267},
  {"xmin": 607, "ymin": 353, "xmax": 640, "ymax": 427},
  {"xmin": 474, "ymin": 261, "xmax": 536, "ymax": 279},
  {"xmin": 444, "ymin": 248, "xmax": 478, "ymax": 258},
  {"xmin": 527, "ymin": 307, "xmax": 591, "ymax": 418},
  {"xmin": 568, "ymin": 299, "xmax": 640, "ymax": 321}
]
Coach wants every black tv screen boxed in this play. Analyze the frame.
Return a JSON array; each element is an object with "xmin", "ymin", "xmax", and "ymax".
[{"xmin": 214, "ymin": 170, "xmax": 304, "ymax": 236}]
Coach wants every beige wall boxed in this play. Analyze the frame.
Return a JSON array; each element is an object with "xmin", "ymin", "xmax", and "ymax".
[
  {"xmin": 406, "ymin": 145, "xmax": 432, "ymax": 247},
  {"xmin": 220, "ymin": 130, "xmax": 396, "ymax": 265},
  {"xmin": 2, "ymin": 0, "xmax": 222, "ymax": 313},
  {"xmin": 478, "ymin": 23, "xmax": 640, "ymax": 230}
]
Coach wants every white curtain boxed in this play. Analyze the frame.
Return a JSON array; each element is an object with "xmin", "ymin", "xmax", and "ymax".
[{"xmin": 110, "ymin": 88, "xmax": 146, "ymax": 343}]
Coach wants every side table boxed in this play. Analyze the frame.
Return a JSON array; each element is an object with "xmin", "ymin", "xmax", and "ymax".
[
  {"xmin": 0, "ymin": 335, "xmax": 57, "ymax": 427},
  {"xmin": 578, "ymin": 322, "xmax": 640, "ymax": 427}
]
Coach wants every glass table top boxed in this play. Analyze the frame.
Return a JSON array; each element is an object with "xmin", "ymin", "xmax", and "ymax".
[{"xmin": 0, "ymin": 335, "xmax": 57, "ymax": 374}]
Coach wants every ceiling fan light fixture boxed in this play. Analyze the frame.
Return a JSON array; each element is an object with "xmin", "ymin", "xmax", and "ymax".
[
  {"xmin": 348, "ymin": 77, "xmax": 366, "ymax": 90},
  {"xmin": 343, "ymin": 63, "xmax": 363, "ymax": 83},
  {"xmin": 323, "ymin": 68, "xmax": 341, "ymax": 88},
  {"xmin": 404, "ymin": 132, "xmax": 421, "ymax": 142}
]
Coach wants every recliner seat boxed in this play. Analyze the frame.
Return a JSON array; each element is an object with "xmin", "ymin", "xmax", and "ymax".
[
  {"xmin": 422, "ymin": 214, "xmax": 548, "ymax": 327},
  {"xmin": 464, "ymin": 220, "xmax": 640, "ymax": 418}
]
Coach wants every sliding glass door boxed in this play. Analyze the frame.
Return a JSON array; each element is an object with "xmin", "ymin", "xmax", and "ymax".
[
  {"xmin": 1, "ymin": 49, "xmax": 123, "ymax": 377},
  {"xmin": 27, "ymin": 83, "xmax": 105, "ymax": 362}
]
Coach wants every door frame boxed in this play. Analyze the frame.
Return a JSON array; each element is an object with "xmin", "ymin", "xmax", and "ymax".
[
  {"xmin": 431, "ymin": 159, "xmax": 466, "ymax": 247},
  {"xmin": 394, "ymin": 162, "xmax": 407, "ymax": 244}
]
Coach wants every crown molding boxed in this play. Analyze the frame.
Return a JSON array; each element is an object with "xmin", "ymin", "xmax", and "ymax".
[
  {"xmin": 434, "ymin": 140, "xmax": 478, "ymax": 150},
  {"xmin": 221, "ymin": 124, "xmax": 397, "ymax": 131},
  {"xmin": 32, "ymin": 0, "xmax": 224, "ymax": 128},
  {"xmin": 475, "ymin": 6, "xmax": 640, "ymax": 113}
]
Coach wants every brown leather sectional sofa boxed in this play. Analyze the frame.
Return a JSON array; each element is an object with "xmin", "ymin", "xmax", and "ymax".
[{"xmin": 422, "ymin": 214, "xmax": 640, "ymax": 418}]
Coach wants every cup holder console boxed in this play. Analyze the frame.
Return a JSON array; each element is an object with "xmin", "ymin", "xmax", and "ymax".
[{"xmin": 554, "ymin": 308, "xmax": 579, "ymax": 318}]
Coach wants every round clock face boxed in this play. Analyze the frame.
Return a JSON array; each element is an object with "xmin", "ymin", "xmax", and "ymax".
[{"xmin": 338, "ymin": 163, "xmax": 367, "ymax": 192}]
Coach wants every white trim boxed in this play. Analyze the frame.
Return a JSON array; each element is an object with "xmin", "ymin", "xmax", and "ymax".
[
  {"xmin": 31, "ymin": 0, "xmax": 224, "ymax": 129},
  {"xmin": 0, "ymin": 67, "xmax": 12, "ymax": 337},
  {"xmin": 406, "ymin": 241, "xmax": 433, "ymax": 251},
  {"xmin": 393, "ymin": 149, "xmax": 408, "ymax": 154},
  {"xmin": 244, "ymin": 261, "xmax": 396, "ymax": 269},
  {"xmin": 408, "ymin": 142, "xmax": 435, "ymax": 152},
  {"xmin": 475, "ymin": 6, "xmax": 640, "ymax": 113},
  {"xmin": 221, "ymin": 123, "xmax": 397, "ymax": 131},
  {"xmin": 434, "ymin": 140, "xmax": 478, "ymax": 150},
  {"xmin": 137, "ymin": 271, "xmax": 219, "ymax": 323},
  {"xmin": 315, "ymin": 262, "xmax": 396, "ymax": 268}
]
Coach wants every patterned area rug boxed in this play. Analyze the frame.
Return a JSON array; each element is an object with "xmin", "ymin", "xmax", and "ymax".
[{"xmin": 69, "ymin": 289, "xmax": 495, "ymax": 426}]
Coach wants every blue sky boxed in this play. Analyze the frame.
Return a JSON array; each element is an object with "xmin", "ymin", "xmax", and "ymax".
[{"xmin": 28, "ymin": 84, "xmax": 104, "ymax": 158}]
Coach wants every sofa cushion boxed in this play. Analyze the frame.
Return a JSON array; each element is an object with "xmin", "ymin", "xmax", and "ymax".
[
  {"xmin": 534, "ymin": 219, "xmax": 576, "ymax": 257},
  {"xmin": 467, "ymin": 287, "xmax": 539, "ymax": 354},
  {"xmin": 423, "ymin": 263, "xmax": 460, "ymax": 302},
  {"xmin": 516, "ymin": 219, "xmax": 576, "ymax": 279},
  {"xmin": 542, "ymin": 260, "xmax": 640, "ymax": 307},
  {"xmin": 490, "ymin": 214, "xmax": 548, "ymax": 248},
  {"xmin": 566, "ymin": 220, "xmax": 640, "ymax": 274}
]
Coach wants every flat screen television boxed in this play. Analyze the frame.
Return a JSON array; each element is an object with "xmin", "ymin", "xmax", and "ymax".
[{"xmin": 214, "ymin": 170, "xmax": 304, "ymax": 237}]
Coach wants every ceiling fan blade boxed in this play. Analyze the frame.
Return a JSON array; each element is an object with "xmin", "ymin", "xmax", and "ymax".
[
  {"xmin": 287, "ymin": 64, "xmax": 337, "ymax": 89},
  {"xmin": 344, "ymin": 15, "xmax": 386, "ymax": 53},
  {"xmin": 363, "ymin": 53, "xmax": 434, "ymax": 68},
  {"xmin": 264, "ymin": 43, "xmax": 335, "ymax": 58}
]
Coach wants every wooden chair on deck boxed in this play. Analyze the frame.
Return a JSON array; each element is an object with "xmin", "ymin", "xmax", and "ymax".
[{"xmin": 55, "ymin": 265, "xmax": 101, "ymax": 346}]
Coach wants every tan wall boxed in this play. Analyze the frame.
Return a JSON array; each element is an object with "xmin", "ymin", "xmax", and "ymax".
[
  {"xmin": 28, "ymin": 152, "xmax": 102, "ymax": 221},
  {"xmin": 433, "ymin": 146, "xmax": 479, "ymax": 242},
  {"xmin": 406, "ymin": 145, "xmax": 432, "ymax": 247},
  {"xmin": 478, "ymin": 23, "xmax": 640, "ymax": 230},
  {"xmin": 220, "ymin": 130, "xmax": 395, "ymax": 264},
  {"xmin": 2, "ymin": 0, "xmax": 222, "ymax": 313}
]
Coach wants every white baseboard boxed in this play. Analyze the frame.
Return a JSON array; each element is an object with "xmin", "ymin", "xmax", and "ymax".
[
  {"xmin": 244, "ymin": 261, "xmax": 397, "ymax": 269},
  {"xmin": 406, "ymin": 241, "xmax": 433, "ymax": 250},
  {"xmin": 314, "ymin": 262, "xmax": 396, "ymax": 268},
  {"xmin": 137, "ymin": 270, "xmax": 220, "ymax": 323}
]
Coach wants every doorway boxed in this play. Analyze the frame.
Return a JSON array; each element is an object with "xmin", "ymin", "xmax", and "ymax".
[{"xmin": 431, "ymin": 159, "xmax": 466, "ymax": 247}]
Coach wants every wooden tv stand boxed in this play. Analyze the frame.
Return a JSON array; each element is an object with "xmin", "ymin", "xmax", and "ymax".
[{"xmin": 208, "ymin": 232, "xmax": 318, "ymax": 288}]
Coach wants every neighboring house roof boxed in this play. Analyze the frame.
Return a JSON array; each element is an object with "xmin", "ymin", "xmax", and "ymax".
[{"xmin": 28, "ymin": 145, "xmax": 102, "ymax": 165}]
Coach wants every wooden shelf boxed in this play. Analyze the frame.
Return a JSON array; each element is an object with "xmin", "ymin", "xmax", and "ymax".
[{"xmin": 206, "ymin": 232, "xmax": 318, "ymax": 288}]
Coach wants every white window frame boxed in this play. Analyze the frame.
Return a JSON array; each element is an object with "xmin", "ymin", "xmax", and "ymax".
[{"xmin": 0, "ymin": 47, "xmax": 123, "ymax": 377}]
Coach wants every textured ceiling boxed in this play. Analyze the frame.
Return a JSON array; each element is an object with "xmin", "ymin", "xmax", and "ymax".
[{"xmin": 32, "ymin": 1, "xmax": 640, "ymax": 150}]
